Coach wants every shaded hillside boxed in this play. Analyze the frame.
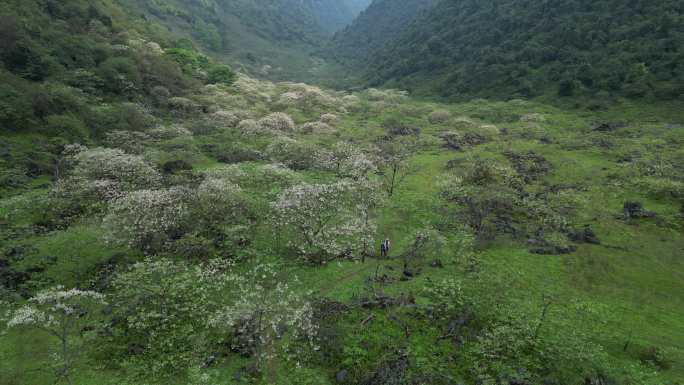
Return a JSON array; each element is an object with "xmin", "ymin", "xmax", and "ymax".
[
  {"xmin": 362, "ymin": 0, "xmax": 684, "ymax": 100},
  {"xmin": 124, "ymin": 0, "xmax": 331, "ymax": 80},
  {"xmin": 328, "ymin": 0, "xmax": 438, "ymax": 66},
  {"xmin": 305, "ymin": 0, "xmax": 372, "ymax": 34}
]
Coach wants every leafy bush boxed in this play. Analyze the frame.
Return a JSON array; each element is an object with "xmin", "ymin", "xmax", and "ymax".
[
  {"xmin": 265, "ymin": 137, "xmax": 319, "ymax": 170},
  {"xmin": 207, "ymin": 64, "xmax": 236, "ymax": 85}
]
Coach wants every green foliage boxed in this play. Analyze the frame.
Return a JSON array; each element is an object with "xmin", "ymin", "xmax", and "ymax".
[
  {"xmin": 207, "ymin": 64, "xmax": 236, "ymax": 85},
  {"xmin": 338, "ymin": 0, "xmax": 684, "ymax": 100}
]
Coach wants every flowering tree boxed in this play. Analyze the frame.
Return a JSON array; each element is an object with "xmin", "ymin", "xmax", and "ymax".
[
  {"xmin": 299, "ymin": 121, "xmax": 336, "ymax": 135},
  {"xmin": 191, "ymin": 176, "xmax": 253, "ymax": 245},
  {"xmin": 319, "ymin": 141, "xmax": 378, "ymax": 179},
  {"xmin": 102, "ymin": 188, "xmax": 188, "ymax": 253},
  {"xmin": 204, "ymin": 163, "xmax": 300, "ymax": 196},
  {"xmin": 108, "ymin": 259, "xmax": 233, "ymax": 376},
  {"xmin": 109, "ymin": 259, "xmax": 317, "ymax": 378},
  {"xmin": 54, "ymin": 146, "xmax": 161, "ymax": 204},
  {"xmin": 5, "ymin": 287, "xmax": 106, "ymax": 385},
  {"xmin": 265, "ymin": 136, "xmax": 319, "ymax": 170},
  {"xmin": 401, "ymin": 227, "xmax": 448, "ymax": 274},
  {"xmin": 378, "ymin": 136, "xmax": 418, "ymax": 196},
  {"xmin": 272, "ymin": 181, "xmax": 377, "ymax": 264},
  {"xmin": 208, "ymin": 264, "xmax": 318, "ymax": 369},
  {"xmin": 258, "ymin": 112, "xmax": 295, "ymax": 132}
]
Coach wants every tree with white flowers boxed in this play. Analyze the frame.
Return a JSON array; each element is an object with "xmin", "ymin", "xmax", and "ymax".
[
  {"xmin": 53, "ymin": 146, "xmax": 161, "ymax": 211},
  {"xmin": 319, "ymin": 141, "xmax": 378, "ymax": 180},
  {"xmin": 102, "ymin": 187, "xmax": 188, "ymax": 253},
  {"xmin": 109, "ymin": 259, "xmax": 317, "ymax": 377},
  {"xmin": 5, "ymin": 287, "xmax": 106, "ymax": 385},
  {"xmin": 273, "ymin": 180, "xmax": 377, "ymax": 264},
  {"xmin": 378, "ymin": 136, "xmax": 418, "ymax": 197}
]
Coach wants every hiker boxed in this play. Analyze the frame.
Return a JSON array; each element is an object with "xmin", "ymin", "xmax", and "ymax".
[{"xmin": 380, "ymin": 238, "xmax": 391, "ymax": 258}]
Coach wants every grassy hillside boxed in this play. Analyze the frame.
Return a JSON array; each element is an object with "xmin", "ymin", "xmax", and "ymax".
[
  {"xmin": 333, "ymin": 0, "xmax": 684, "ymax": 101},
  {"xmin": 122, "ymin": 0, "xmax": 334, "ymax": 81},
  {"xmin": 1, "ymin": 1, "xmax": 683, "ymax": 384},
  {"xmin": 2, "ymin": 71, "xmax": 683, "ymax": 383}
]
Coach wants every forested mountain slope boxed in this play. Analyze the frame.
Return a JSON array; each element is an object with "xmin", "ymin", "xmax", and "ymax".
[
  {"xmin": 328, "ymin": 0, "xmax": 439, "ymax": 66},
  {"xmin": 124, "ymin": 0, "xmax": 333, "ymax": 80},
  {"xmin": 304, "ymin": 0, "xmax": 372, "ymax": 34},
  {"xmin": 346, "ymin": 0, "xmax": 684, "ymax": 100}
]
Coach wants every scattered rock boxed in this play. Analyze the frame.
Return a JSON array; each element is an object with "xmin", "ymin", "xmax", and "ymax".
[
  {"xmin": 430, "ymin": 259, "xmax": 444, "ymax": 268},
  {"xmin": 162, "ymin": 159, "xmax": 193, "ymax": 174},
  {"xmin": 440, "ymin": 131, "xmax": 487, "ymax": 151},
  {"xmin": 504, "ymin": 151, "xmax": 552, "ymax": 182},
  {"xmin": 530, "ymin": 245, "xmax": 577, "ymax": 255},
  {"xmin": 623, "ymin": 201, "xmax": 657, "ymax": 220},
  {"xmin": 592, "ymin": 121, "xmax": 626, "ymax": 132},
  {"xmin": 568, "ymin": 226, "xmax": 601, "ymax": 244},
  {"xmin": 336, "ymin": 369, "xmax": 348, "ymax": 383}
]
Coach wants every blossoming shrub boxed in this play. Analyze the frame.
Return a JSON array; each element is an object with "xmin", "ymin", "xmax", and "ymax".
[
  {"xmin": 52, "ymin": 146, "xmax": 162, "ymax": 217},
  {"xmin": 428, "ymin": 110, "xmax": 451, "ymax": 124},
  {"xmin": 319, "ymin": 113, "xmax": 339, "ymax": 126},
  {"xmin": 265, "ymin": 136, "xmax": 319, "ymax": 170},
  {"xmin": 147, "ymin": 125, "xmax": 193, "ymax": 140},
  {"xmin": 102, "ymin": 188, "xmax": 188, "ymax": 253},
  {"xmin": 204, "ymin": 163, "xmax": 300, "ymax": 198},
  {"xmin": 237, "ymin": 119, "xmax": 261, "ymax": 135},
  {"xmin": 319, "ymin": 142, "xmax": 378, "ymax": 179},
  {"xmin": 258, "ymin": 112, "xmax": 295, "ymax": 133},
  {"xmin": 6, "ymin": 286, "xmax": 106, "ymax": 383},
  {"xmin": 299, "ymin": 121, "xmax": 336, "ymax": 135},
  {"xmin": 108, "ymin": 259, "xmax": 318, "ymax": 376},
  {"xmin": 273, "ymin": 181, "xmax": 376, "ymax": 264},
  {"xmin": 103, "ymin": 130, "xmax": 151, "ymax": 154},
  {"xmin": 191, "ymin": 176, "xmax": 253, "ymax": 243}
]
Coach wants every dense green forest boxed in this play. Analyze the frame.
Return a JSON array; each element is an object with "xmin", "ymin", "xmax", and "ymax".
[
  {"xmin": 328, "ymin": 0, "xmax": 437, "ymax": 67},
  {"xmin": 333, "ymin": 0, "xmax": 684, "ymax": 100},
  {"xmin": 1, "ymin": 1, "xmax": 683, "ymax": 384}
]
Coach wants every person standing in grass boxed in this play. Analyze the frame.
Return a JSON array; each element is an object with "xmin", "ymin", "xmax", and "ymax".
[{"xmin": 380, "ymin": 238, "xmax": 391, "ymax": 258}]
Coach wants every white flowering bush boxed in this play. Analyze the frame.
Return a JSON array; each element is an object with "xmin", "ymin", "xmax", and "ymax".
[
  {"xmin": 109, "ymin": 259, "xmax": 318, "ymax": 376},
  {"xmin": 428, "ymin": 110, "xmax": 452, "ymax": 124},
  {"xmin": 147, "ymin": 125, "xmax": 193, "ymax": 140},
  {"xmin": 205, "ymin": 163, "xmax": 299, "ymax": 196},
  {"xmin": 365, "ymin": 88, "xmax": 408, "ymax": 103},
  {"xmin": 341, "ymin": 94, "xmax": 361, "ymax": 110},
  {"xmin": 6, "ymin": 286, "xmax": 106, "ymax": 384},
  {"xmin": 109, "ymin": 259, "xmax": 234, "ymax": 376},
  {"xmin": 208, "ymin": 264, "xmax": 318, "ymax": 366},
  {"xmin": 233, "ymin": 74, "xmax": 276, "ymax": 102},
  {"xmin": 102, "ymin": 188, "xmax": 188, "ymax": 253},
  {"xmin": 209, "ymin": 110, "xmax": 241, "ymax": 128},
  {"xmin": 299, "ymin": 121, "xmax": 336, "ymax": 135},
  {"xmin": 103, "ymin": 130, "xmax": 151, "ymax": 154},
  {"xmin": 191, "ymin": 176, "xmax": 252, "ymax": 242},
  {"xmin": 258, "ymin": 112, "xmax": 295, "ymax": 132},
  {"xmin": 273, "ymin": 181, "xmax": 377, "ymax": 264},
  {"xmin": 276, "ymin": 82, "xmax": 337, "ymax": 108},
  {"xmin": 52, "ymin": 147, "xmax": 162, "ymax": 214},
  {"xmin": 319, "ymin": 142, "xmax": 378, "ymax": 179},
  {"xmin": 401, "ymin": 227, "xmax": 448, "ymax": 272},
  {"xmin": 237, "ymin": 119, "xmax": 262, "ymax": 135},
  {"xmin": 319, "ymin": 113, "xmax": 339, "ymax": 126},
  {"xmin": 169, "ymin": 97, "xmax": 200, "ymax": 116},
  {"xmin": 265, "ymin": 136, "xmax": 318, "ymax": 170}
]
